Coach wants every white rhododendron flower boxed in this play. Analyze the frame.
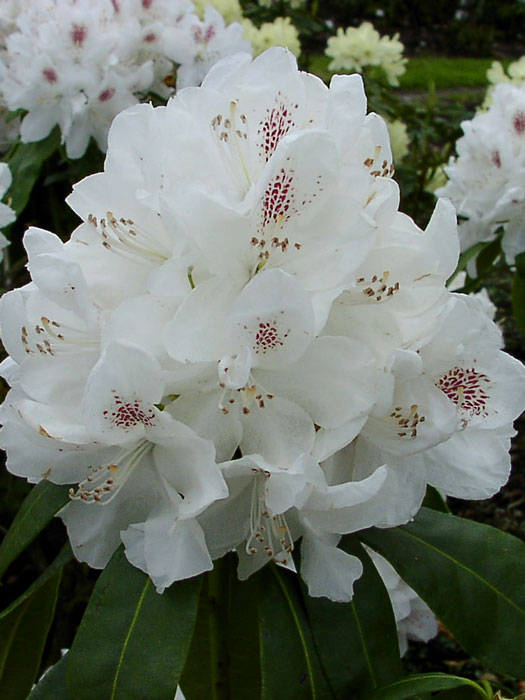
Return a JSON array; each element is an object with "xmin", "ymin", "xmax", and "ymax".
[
  {"xmin": 0, "ymin": 0, "xmax": 251, "ymax": 157},
  {"xmin": 325, "ymin": 22, "xmax": 406, "ymax": 86},
  {"xmin": 437, "ymin": 82, "xmax": 525, "ymax": 265},
  {"xmin": 1, "ymin": 49, "xmax": 524, "ymax": 601}
]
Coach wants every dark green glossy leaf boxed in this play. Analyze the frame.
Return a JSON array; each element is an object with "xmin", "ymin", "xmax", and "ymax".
[
  {"xmin": 362, "ymin": 673, "xmax": 486, "ymax": 700},
  {"xmin": 0, "ymin": 542, "xmax": 72, "ymax": 619},
  {"xmin": 512, "ymin": 253, "xmax": 525, "ymax": 333},
  {"xmin": 258, "ymin": 564, "xmax": 332, "ymax": 700},
  {"xmin": 304, "ymin": 536, "xmax": 402, "ymax": 699},
  {"xmin": 182, "ymin": 555, "xmax": 261, "ymax": 700},
  {"xmin": 0, "ymin": 571, "xmax": 61, "ymax": 699},
  {"xmin": 66, "ymin": 547, "xmax": 201, "ymax": 700},
  {"xmin": 6, "ymin": 129, "xmax": 60, "ymax": 215},
  {"xmin": 0, "ymin": 481, "xmax": 70, "ymax": 579},
  {"xmin": 436, "ymin": 687, "xmax": 489, "ymax": 699},
  {"xmin": 475, "ymin": 235, "xmax": 501, "ymax": 278},
  {"xmin": 452, "ymin": 241, "xmax": 491, "ymax": 281},
  {"xmin": 360, "ymin": 508, "xmax": 525, "ymax": 677},
  {"xmin": 28, "ymin": 653, "xmax": 69, "ymax": 700},
  {"xmin": 422, "ymin": 485, "xmax": 450, "ymax": 513}
]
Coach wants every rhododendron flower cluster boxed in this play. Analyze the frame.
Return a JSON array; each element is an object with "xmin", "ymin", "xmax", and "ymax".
[
  {"xmin": 242, "ymin": 16, "xmax": 301, "ymax": 58},
  {"xmin": 484, "ymin": 56, "xmax": 525, "ymax": 108},
  {"xmin": 325, "ymin": 21, "xmax": 406, "ymax": 86},
  {"xmin": 1, "ymin": 49, "xmax": 524, "ymax": 602},
  {"xmin": 0, "ymin": 0, "xmax": 250, "ymax": 158},
  {"xmin": 437, "ymin": 82, "xmax": 525, "ymax": 264}
]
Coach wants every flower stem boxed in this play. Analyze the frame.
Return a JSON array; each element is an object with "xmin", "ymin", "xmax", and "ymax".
[{"xmin": 208, "ymin": 558, "xmax": 230, "ymax": 700}]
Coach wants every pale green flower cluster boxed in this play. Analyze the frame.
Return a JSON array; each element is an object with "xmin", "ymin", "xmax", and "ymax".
[
  {"xmin": 192, "ymin": 0, "xmax": 243, "ymax": 23},
  {"xmin": 242, "ymin": 16, "xmax": 300, "ymax": 57},
  {"xmin": 385, "ymin": 118, "xmax": 409, "ymax": 162},
  {"xmin": 258, "ymin": 0, "xmax": 304, "ymax": 8},
  {"xmin": 483, "ymin": 56, "xmax": 525, "ymax": 108},
  {"xmin": 325, "ymin": 21, "xmax": 406, "ymax": 86}
]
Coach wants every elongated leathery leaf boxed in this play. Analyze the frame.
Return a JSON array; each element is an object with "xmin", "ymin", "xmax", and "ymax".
[
  {"xmin": 360, "ymin": 507, "xmax": 525, "ymax": 678},
  {"xmin": 258, "ymin": 564, "xmax": 333, "ymax": 700},
  {"xmin": 0, "ymin": 542, "xmax": 72, "ymax": 619},
  {"xmin": 0, "ymin": 571, "xmax": 61, "ymax": 700},
  {"xmin": 512, "ymin": 252, "xmax": 525, "ymax": 333},
  {"xmin": 182, "ymin": 555, "xmax": 261, "ymax": 700},
  {"xmin": 0, "ymin": 481, "xmax": 70, "ymax": 578},
  {"xmin": 304, "ymin": 536, "xmax": 402, "ymax": 699},
  {"xmin": 361, "ymin": 673, "xmax": 487, "ymax": 700},
  {"xmin": 66, "ymin": 547, "xmax": 201, "ymax": 700},
  {"xmin": 28, "ymin": 653, "xmax": 69, "ymax": 700},
  {"xmin": 6, "ymin": 129, "xmax": 60, "ymax": 216}
]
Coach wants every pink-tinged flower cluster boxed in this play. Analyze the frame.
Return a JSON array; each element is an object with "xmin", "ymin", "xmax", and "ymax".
[
  {"xmin": 438, "ymin": 82, "xmax": 525, "ymax": 266},
  {"xmin": 0, "ymin": 0, "xmax": 251, "ymax": 157},
  {"xmin": 1, "ymin": 49, "xmax": 524, "ymax": 603}
]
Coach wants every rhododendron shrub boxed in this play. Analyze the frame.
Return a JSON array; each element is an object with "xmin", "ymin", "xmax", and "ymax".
[{"xmin": 1, "ymin": 48, "xmax": 524, "ymax": 700}]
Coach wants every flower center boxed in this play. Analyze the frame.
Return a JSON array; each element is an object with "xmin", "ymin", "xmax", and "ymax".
[
  {"xmin": 88, "ymin": 211, "xmax": 170, "ymax": 263},
  {"xmin": 69, "ymin": 440, "xmax": 152, "ymax": 504},
  {"xmin": 355, "ymin": 270, "xmax": 400, "ymax": 303},
  {"xmin": 390, "ymin": 403, "xmax": 425, "ymax": 439},
  {"xmin": 246, "ymin": 471, "xmax": 294, "ymax": 564},
  {"xmin": 22, "ymin": 317, "xmax": 98, "ymax": 357}
]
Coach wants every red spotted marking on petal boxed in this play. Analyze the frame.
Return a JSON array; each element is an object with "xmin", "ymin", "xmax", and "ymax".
[
  {"xmin": 43, "ymin": 68, "xmax": 58, "ymax": 84},
  {"xmin": 99, "ymin": 88, "xmax": 116, "ymax": 102},
  {"xmin": 258, "ymin": 96, "xmax": 298, "ymax": 162},
  {"xmin": 71, "ymin": 24, "xmax": 87, "ymax": 45},
  {"xmin": 436, "ymin": 366, "xmax": 491, "ymax": 416},
  {"xmin": 261, "ymin": 168, "xmax": 294, "ymax": 230},
  {"xmin": 513, "ymin": 110, "xmax": 525, "ymax": 135},
  {"xmin": 103, "ymin": 391, "xmax": 156, "ymax": 430},
  {"xmin": 254, "ymin": 320, "xmax": 289, "ymax": 354}
]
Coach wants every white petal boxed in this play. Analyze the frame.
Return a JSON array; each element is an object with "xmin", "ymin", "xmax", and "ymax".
[
  {"xmin": 226, "ymin": 268, "xmax": 315, "ymax": 369},
  {"xmin": 240, "ymin": 395, "xmax": 315, "ymax": 463},
  {"xmin": 122, "ymin": 505, "xmax": 213, "ymax": 592},
  {"xmin": 82, "ymin": 342, "xmax": 164, "ymax": 444},
  {"xmin": 301, "ymin": 531, "xmax": 363, "ymax": 602}
]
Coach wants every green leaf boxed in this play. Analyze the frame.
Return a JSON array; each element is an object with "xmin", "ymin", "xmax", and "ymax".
[
  {"xmin": 182, "ymin": 555, "xmax": 261, "ymax": 700},
  {"xmin": 0, "ymin": 542, "xmax": 73, "ymax": 619},
  {"xmin": 436, "ymin": 687, "xmax": 489, "ymax": 699},
  {"xmin": 422, "ymin": 485, "xmax": 450, "ymax": 513},
  {"xmin": 361, "ymin": 673, "xmax": 486, "ymax": 700},
  {"xmin": 512, "ymin": 253, "xmax": 525, "ymax": 333},
  {"xmin": 258, "ymin": 564, "xmax": 332, "ymax": 700},
  {"xmin": 66, "ymin": 547, "xmax": 201, "ymax": 700},
  {"xmin": 28, "ymin": 653, "xmax": 69, "ymax": 700},
  {"xmin": 0, "ymin": 481, "xmax": 70, "ymax": 579},
  {"xmin": 475, "ymin": 235, "xmax": 502, "ymax": 279},
  {"xmin": 6, "ymin": 129, "xmax": 60, "ymax": 215},
  {"xmin": 360, "ymin": 508, "xmax": 525, "ymax": 677},
  {"xmin": 304, "ymin": 536, "xmax": 402, "ymax": 699},
  {"xmin": 0, "ymin": 570, "xmax": 62, "ymax": 700}
]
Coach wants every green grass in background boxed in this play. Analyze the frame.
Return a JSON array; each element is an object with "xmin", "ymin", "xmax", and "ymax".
[
  {"xmin": 400, "ymin": 57, "xmax": 507, "ymax": 90},
  {"xmin": 308, "ymin": 55, "xmax": 511, "ymax": 91}
]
